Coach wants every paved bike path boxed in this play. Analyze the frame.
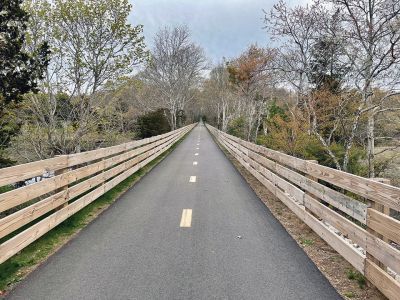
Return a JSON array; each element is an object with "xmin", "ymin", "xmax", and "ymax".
[{"xmin": 8, "ymin": 123, "xmax": 340, "ymax": 300}]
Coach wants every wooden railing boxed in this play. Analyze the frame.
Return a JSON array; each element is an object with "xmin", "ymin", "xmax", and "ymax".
[
  {"xmin": 207, "ymin": 124, "xmax": 400, "ymax": 300},
  {"xmin": 0, "ymin": 124, "xmax": 195, "ymax": 264}
]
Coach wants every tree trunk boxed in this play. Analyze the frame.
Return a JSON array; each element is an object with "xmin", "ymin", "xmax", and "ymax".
[
  {"xmin": 254, "ymin": 116, "xmax": 261, "ymax": 143},
  {"xmin": 342, "ymin": 106, "xmax": 363, "ymax": 172},
  {"xmin": 367, "ymin": 113, "xmax": 375, "ymax": 177},
  {"xmin": 221, "ymin": 102, "xmax": 229, "ymax": 132},
  {"xmin": 217, "ymin": 103, "xmax": 221, "ymax": 130},
  {"xmin": 170, "ymin": 110, "xmax": 177, "ymax": 130}
]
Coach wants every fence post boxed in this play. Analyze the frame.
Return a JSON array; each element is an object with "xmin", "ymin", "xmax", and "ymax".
[
  {"xmin": 55, "ymin": 155, "xmax": 69, "ymax": 209},
  {"xmin": 305, "ymin": 160, "xmax": 319, "ymax": 208},
  {"xmin": 366, "ymin": 177, "xmax": 391, "ymax": 271}
]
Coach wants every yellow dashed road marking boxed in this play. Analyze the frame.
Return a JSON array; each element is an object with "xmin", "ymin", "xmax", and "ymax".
[{"xmin": 180, "ymin": 209, "xmax": 192, "ymax": 228}]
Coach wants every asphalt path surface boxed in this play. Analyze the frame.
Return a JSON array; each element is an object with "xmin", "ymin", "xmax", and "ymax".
[{"xmin": 7, "ymin": 123, "xmax": 341, "ymax": 300}]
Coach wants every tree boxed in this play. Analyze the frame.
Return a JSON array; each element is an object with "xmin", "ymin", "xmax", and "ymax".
[
  {"xmin": 264, "ymin": 1, "xmax": 362, "ymax": 171},
  {"xmin": 137, "ymin": 109, "xmax": 170, "ymax": 138},
  {"xmin": 0, "ymin": 0, "xmax": 49, "ymax": 106},
  {"xmin": 331, "ymin": 0, "xmax": 400, "ymax": 177},
  {"xmin": 264, "ymin": 1, "xmax": 319, "ymax": 107},
  {"xmin": 0, "ymin": 0, "xmax": 49, "ymax": 167},
  {"xmin": 8, "ymin": 0, "xmax": 148, "ymax": 162},
  {"xmin": 202, "ymin": 63, "xmax": 236, "ymax": 132},
  {"xmin": 263, "ymin": 0, "xmax": 400, "ymax": 176},
  {"xmin": 227, "ymin": 45, "xmax": 276, "ymax": 142},
  {"xmin": 309, "ymin": 37, "xmax": 348, "ymax": 93},
  {"xmin": 265, "ymin": 107, "xmax": 310, "ymax": 157},
  {"xmin": 142, "ymin": 26, "xmax": 207, "ymax": 130}
]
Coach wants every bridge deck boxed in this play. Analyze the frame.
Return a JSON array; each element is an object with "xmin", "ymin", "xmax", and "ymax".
[{"xmin": 8, "ymin": 124, "xmax": 340, "ymax": 300}]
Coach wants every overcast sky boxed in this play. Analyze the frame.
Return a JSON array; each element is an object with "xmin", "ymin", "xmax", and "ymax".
[{"xmin": 128, "ymin": 0, "xmax": 284, "ymax": 65}]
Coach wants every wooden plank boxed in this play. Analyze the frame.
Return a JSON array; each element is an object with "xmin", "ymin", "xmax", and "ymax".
[
  {"xmin": 365, "ymin": 259, "xmax": 400, "ymax": 300},
  {"xmin": 220, "ymin": 131, "xmax": 367, "ymax": 220},
  {"xmin": 246, "ymin": 149, "xmax": 367, "ymax": 223},
  {"xmin": 66, "ymin": 125, "xmax": 188, "ymax": 167},
  {"xmin": 303, "ymin": 209, "xmax": 366, "ymax": 274},
  {"xmin": 0, "ymin": 125, "xmax": 192, "ymax": 264},
  {"xmin": 102, "ymin": 130, "xmax": 183, "ymax": 170},
  {"xmin": 0, "ymin": 156, "xmax": 68, "ymax": 187},
  {"xmin": 304, "ymin": 194, "xmax": 367, "ymax": 248},
  {"xmin": 54, "ymin": 161, "xmax": 70, "ymax": 209},
  {"xmin": 0, "ymin": 159, "xmax": 104, "ymax": 213},
  {"xmin": 67, "ymin": 144, "xmax": 128, "ymax": 167},
  {"xmin": 217, "ymin": 132, "xmax": 281, "ymax": 195},
  {"xmin": 0, "ymin": 183, "xmax": 106, "ymax": 264},
  {"xmin": 0, "ymin": 190, "xmax": 68, "ymax": 240},
  {"xmin": 275, "ymin": 188, "xmax": 365, "ymax": 274},
  {"xmin": 0, "ymin": 124, "xmax": 192, "ymax": 187},
  {"xmin": 220, "ymin": 129, "xmax": 400, "ymax": 211},
  {"xmin": 0, "ymin": 129, "xmax": 186, "ymax": 213},
  {"xmin": 305, "ymin": 194, "xmax": 400, "ymax": 275},
  {"xmin": 219, "ymin": 137, "xmax": 277, "ymax": 194},
  {"xmin": 103, "ymin": 127, "xmax": 188, "ymax": 193},
  {"xmin": 365, "ymin": 230, "xmax": 400, "ymax": 275},
  {"xmin": 222, "ymin": 135, "xmax": 310, "ymax": 206},
  {"xmin": 0, "ymin": 135, "xmax": 172, "ymax": 239},
  {"xmin": 367, "ymin": 208, "xmax": 400, "ymax": 246}
]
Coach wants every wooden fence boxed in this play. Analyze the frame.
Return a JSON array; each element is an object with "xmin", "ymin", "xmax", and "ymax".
[
  {"xmin": 207, "ymin": 124, "xmax": 400, "ymax": 300},
  {"xmin": 0, "ymin": 124, "xmax": 195, "ymax": 265}
]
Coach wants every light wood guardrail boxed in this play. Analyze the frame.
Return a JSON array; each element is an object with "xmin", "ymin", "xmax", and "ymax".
[
  {"xmin": 206, "ymin": 124, "xmax": 400, "ymax": 300},
  {"xmin": 0, "ymin": 124, "xmax": 195, "ymax": 265}
]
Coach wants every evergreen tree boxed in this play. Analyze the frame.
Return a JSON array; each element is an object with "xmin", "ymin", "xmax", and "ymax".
[
  {"xmin": 309, "ymin": 37, "xmax": 348, "ymax": 94},
  {"xmin": 0, "ymin": 0, "xmax": 49, "ymax": 167},
  {"xmin": 0, "ymin": 0, "xmax": 49, "ymax": 107}
]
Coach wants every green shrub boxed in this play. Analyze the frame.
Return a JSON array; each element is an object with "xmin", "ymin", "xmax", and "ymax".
[
  {"xmin": 137, "ymin": 109, "xmax": 171, "ymax": 138},
  {"xmin": 304, "ymin": 141, "xmax": 367, "ymax": 176},
  {"xmin": 227, "ymin": 117, "xmax": 246, "ymax": 140},
  {"xmin": 346, "ymin": 269, "xmax": 366, "ymax": 289}
]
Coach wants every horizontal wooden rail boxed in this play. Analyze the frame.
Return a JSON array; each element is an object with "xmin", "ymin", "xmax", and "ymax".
[
  {"xmin": 0, "ymin": 128, "xmax": 183, "ymax": 187},
  {"xmin": 0, "ymin": 124, "xmax": 195, "ymax": 264},
  {"xmin": 206, "ymin": 124, "xmax": 400, "ymax": 300},
  {"xmin": 0, "ymin": 129, "xmax": 185, "ymax": 213}
]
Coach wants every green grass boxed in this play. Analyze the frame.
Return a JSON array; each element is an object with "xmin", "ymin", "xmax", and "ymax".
[
  {"xmin": 343, "ymin": 291, "xmax": 356, "ymax": 298},
  {"xmin": 0, "ymin": 135, "xmax": 186, "ymax": 293},
  {"xmin": 0, "ymin": 185, "xmax": 13, "ymax": 194},
  {"xmin": 300, "ymin": 237, "xmax": 314, "ymax": 246},
  {"xmin": 346, "ymin": 269, "xmax": 366, "ymax": 289}
]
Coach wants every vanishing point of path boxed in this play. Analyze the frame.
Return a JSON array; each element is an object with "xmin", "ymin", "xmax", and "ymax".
[{"xmin": 7, "ymin": 124, "xmax": 341, "ymax": 300}]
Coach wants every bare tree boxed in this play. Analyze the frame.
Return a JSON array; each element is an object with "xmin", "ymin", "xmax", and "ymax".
[
  {"xmin": 264, "ymin": 1, "xmax": 318, "ymax": 106},
  {"xmin": 10, "ymin": 0, "xmax": 148, "ymax": 162},
  {"xmin": 331, "ymin": 0, "xmax": 400, "ymax": 177},
  {"xmin": 143, "ymin": 26, "xmax": 207, "ymax": 130},
  {"xmin": 227, "ymin": 45, "xmax": 276, "ymax": 142},
  {"xmin": 203, "ymin": 63, "xmax": 236, "ymax": 132}
]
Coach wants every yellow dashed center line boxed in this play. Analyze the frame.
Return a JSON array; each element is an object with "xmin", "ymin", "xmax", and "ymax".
[{"xmin": 180, "ymin": 209, "xmax": 192, "ymax": 228}]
